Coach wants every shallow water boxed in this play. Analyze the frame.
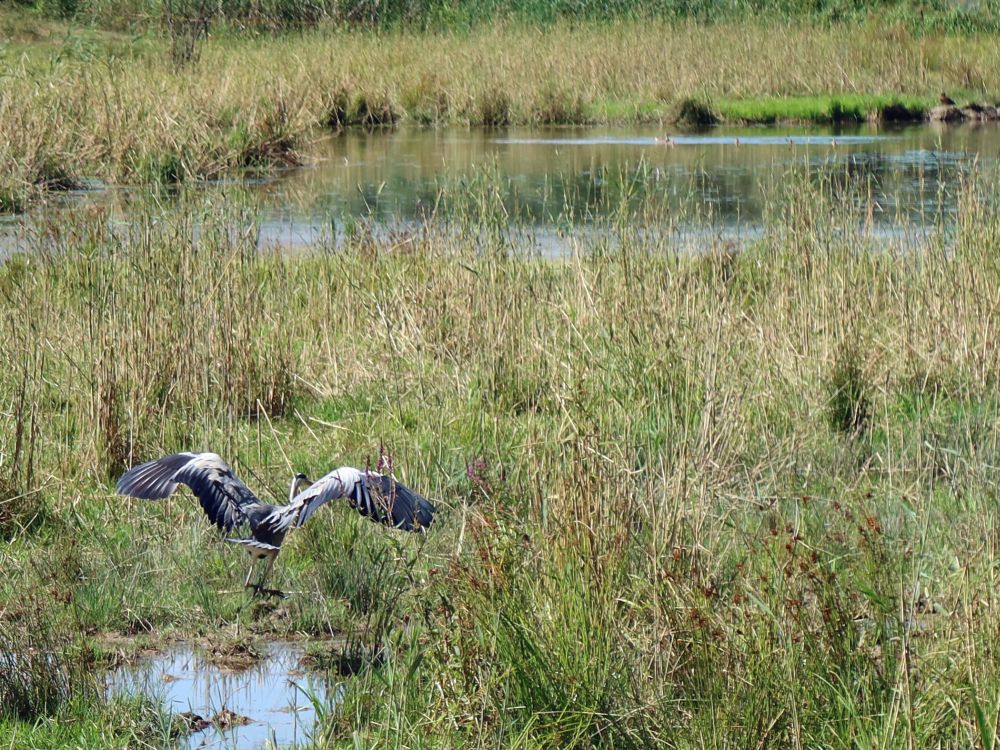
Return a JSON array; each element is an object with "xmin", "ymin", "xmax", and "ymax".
[
  {"xmin": 106, "ymin": 642, "xmax": 339, "ymax": 749},
  {"xmin": 205, "ymin": 123, "xmax": 990, "ymax": 233},
  {"xmin": 5, "ymin": 122, "xmax": 998, "ymax": 254}
]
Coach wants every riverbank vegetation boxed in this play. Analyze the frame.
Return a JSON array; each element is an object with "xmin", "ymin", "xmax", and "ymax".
[
  {"xmin": 714, "ymin": 94, "xmax": 932, "ymax": 125},
  {"xmin": 1, "ymin": 166, "xmax": 999, "ymax": 746},
  {"xmin": 4, "ymin": 15, "xmax": 1000, "ymax": 212}
]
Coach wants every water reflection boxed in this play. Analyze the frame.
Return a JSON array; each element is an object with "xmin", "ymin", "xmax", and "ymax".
[
  {"xmin": 263, "ymin": 124, "xmax": 977, "ymax": 227},
  {"xmin": 106, "ymin": 642, "xmax": 338, "ymax": 750},
  {"xmin": 3, "ymin": 123, "xmax": 994, "ymax": 254}
]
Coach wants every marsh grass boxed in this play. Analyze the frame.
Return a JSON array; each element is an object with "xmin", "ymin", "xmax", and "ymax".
[
  {"xmin": 0, "ymin": 596, "xmax": 169, "ymax": 748},
  {"xmin": 0, "ymin": 164, "xmax": 999, "ymax": 746},
  {"xmin": 0, "ymin": 610, "xmax": 79, "ymax": 722}
]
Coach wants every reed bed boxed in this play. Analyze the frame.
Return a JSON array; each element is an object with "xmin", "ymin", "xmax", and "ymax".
[
  {"xmin": 0, "ymin": 165, "xmax": 998, "ymax": 746},
  {"xmin": 4, "ymin": 20, "xmax": 1000, "ymax": 210}
]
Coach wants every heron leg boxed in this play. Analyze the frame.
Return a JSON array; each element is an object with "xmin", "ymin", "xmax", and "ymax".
[
  {"xmin": 244, "ymin": 555, "xmax": 256, "ymax": 588},
  {"xmin": 246, "ymin": 553, "xmax": 282, "ymax": 597},
  {"xmin": 258, "ymin": 554, "xmax": 276, "ymax": 588}
]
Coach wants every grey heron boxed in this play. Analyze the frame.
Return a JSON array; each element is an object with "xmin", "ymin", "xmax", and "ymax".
[{"xmin": 116, "ymin": 452, "xmax": 435, "ymax": 593}]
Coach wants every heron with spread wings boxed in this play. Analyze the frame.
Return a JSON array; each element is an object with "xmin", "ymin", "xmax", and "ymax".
[{"xmin": 116, "ymin": 452, "xmax": 435, "ymax": 593}]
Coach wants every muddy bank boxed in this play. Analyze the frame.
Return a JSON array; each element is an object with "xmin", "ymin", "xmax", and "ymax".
[{"xmin": 927, "ymin": 102, "xmax": 1000, "ymax": 122}]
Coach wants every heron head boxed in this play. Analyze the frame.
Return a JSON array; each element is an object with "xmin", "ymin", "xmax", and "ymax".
[{"xmin": 289, "ymin": 472, "xmax": 313, "ymax": 502}]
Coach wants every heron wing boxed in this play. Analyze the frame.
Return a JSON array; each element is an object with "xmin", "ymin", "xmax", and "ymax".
[
  {"xmin": 363, "ymin": 473, "xmax": 436, "ymax": 532},
  {"xmin": 289, "ymin": 467, "xmax": 358, "ymax": 527},
  {"xmin": 116, "ymin": 452, "xmax": 260, "ymax": 532},
  {"xmin": 291, "ymin": 467, "xmax": 435, "ymax": 532}
]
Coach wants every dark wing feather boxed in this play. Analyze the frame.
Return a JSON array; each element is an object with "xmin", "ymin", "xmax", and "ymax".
[
  {"xmin": 115, "ymin": 452, "xmax": 197, "ymax": 499},
  {"xmin": 117, "ymin": 452, "xmax": 261, "ymax": 532},
  {"xmin": 357, "ymin": 474, "xmax": 436, "ymax": 532}
]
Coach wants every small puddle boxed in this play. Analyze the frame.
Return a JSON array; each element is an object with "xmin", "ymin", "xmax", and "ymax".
[{"xmin": 106, "ymin": 642, "xmax": 340, "ymax": 749}]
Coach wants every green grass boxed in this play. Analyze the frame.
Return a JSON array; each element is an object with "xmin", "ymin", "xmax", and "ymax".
[
  {"xmin": 587, "ymin": 97, "xmax": 665, "ymax": 122},
  {"xmin": 0, "ymin": 697, "xmax": 168, "ymax": 749},
  {"xmin": 0, "ymin": 165, "xmax": 999, "ymax": 746}
]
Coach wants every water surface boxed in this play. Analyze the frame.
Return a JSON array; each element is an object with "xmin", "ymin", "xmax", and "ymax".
[
  {"xmin": 5, "ymin": 123, "xmax": 997, "ymax": 254},
  {"xmin": 107, "ymin": 642, "xmax": 338, "ymax": 749}
]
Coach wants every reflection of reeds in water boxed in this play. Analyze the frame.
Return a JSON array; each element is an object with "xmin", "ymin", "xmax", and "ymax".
[
  {"xmin": 99, "ymin": 128, "xmax": 968, "ymax": 245},
  {"xmin": 106, "ymin": 641, "xmax": 328, "ymax": 746}
]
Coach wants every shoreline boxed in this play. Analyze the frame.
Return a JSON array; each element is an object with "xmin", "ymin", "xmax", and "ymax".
[
  {"xmin": 3, "ymin": 108, "xmax": 995, "ymax": 216},
  {"xmin": 5, "ymin": 18, "xmax": 1000, "ymax": 210}
]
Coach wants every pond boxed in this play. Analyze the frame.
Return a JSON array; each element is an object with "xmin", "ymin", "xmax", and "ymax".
[
  {"xmin": 268, "ymin": 124, "xmax": 976, "ymax": 229},
  {"xmin": 106, "ymin": 642, "xmax": 341, "ymax": 749},
  {"xmin": 4, "ymin": 122, "xmax": 996, "ymax": 254}
]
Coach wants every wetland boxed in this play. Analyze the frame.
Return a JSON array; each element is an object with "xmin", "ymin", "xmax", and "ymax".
[{"xmin": 3, "ymin": 6, "xmax": 1000, "ymax": 749}]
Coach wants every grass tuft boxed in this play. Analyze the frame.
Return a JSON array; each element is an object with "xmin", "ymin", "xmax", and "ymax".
[
  {"xmin": 0, "ymin": 609, "xmax": 88, "ymax": 722},
  {"xmin": 671, "ymin": 96, "xmax": 718, "ymax": 126},
  {"xmin": 349, "ymin": 92, "xmax": 401, "ymax": 129},
  {"xmin": 827, "ymin": 342, "xmax": 872, "ymax": 438},
  {"xmin": 476, "ymin": 86, "xmax": 513, "ymax": 127},
  {"xmin": 134, "ymin": 150, "xmax": 186, "ymax": 185},
  {"xmin": 0, "ymin": 188, "xmax": 25, "ymax": 214},
  {"xmin": 32, "ymin": 157, "xmax": 80, "ymax": 191}
]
